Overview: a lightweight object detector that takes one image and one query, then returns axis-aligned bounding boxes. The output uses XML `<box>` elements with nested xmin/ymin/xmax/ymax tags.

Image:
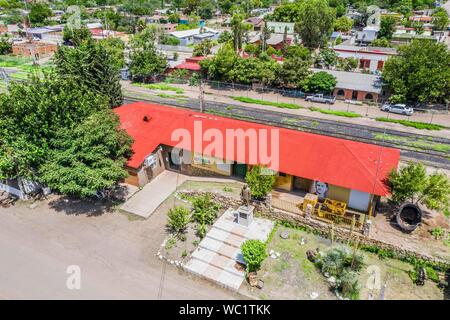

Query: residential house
<box><xmin>333</xmin><ymin>44</ymin><xmax>397</xmax><ymax>71</ymax></box>
<box><xmin>171</xmin><ymin>56</ymin><xmax>207</xmax><ymax>74</ymax></box>
<box><xmin>115</xmin><ymin>102</ymin><xmax>400</xmax><ymax>213</ymax></box>
<box><xmin>356</xmin><ymin>25</ymin><xmax>379</xmax><ymax>45</ymax></box>
<box><xmin>265</xmin><ymin>21</ymin><xmax>295</xmax><ymax>34</ymax></box>
<box><xmin>312</xmin><ymin>68</ymin><xmax>383</xmax><ymax>102</ymax></box>
<box><xmin>248</xmin><ymin>33</ymin><xmax>293</xmax><ymax>50</ymax></box>
<box><xmin>170</xmin><ymin>27</ymin><xmax>220</xmax><ymax>46</ymax></box>
<box><xmin>25</xmin><ymin>25</ymin><xmax>64</xmax><ymax>43</ymax></box>
<box><xmin>12</xmin><ymin>40</ymin><xmax>58</xmax><ymax>59</ymax></box>
<box><xmin>245</xmin><ymin>17</ymin><xmax>264</xmax><ymax>31</ymax></box>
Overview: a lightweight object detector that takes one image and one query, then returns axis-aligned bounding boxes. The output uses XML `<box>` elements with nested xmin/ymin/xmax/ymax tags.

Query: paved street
<box><xmin>0</xmin><ymin>197</ymin><xmax>238</xmax><ymax>300</ymax></box>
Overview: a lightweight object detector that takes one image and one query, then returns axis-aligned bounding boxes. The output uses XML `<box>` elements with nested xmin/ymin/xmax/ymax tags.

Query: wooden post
<box><xmin>330</xmin><ymin>222</ymin><xmax>335</xmax><ymax>244</ymax></box>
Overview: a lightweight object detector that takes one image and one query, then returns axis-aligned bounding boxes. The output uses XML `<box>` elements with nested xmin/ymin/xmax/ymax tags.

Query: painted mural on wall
<box><xmin>310</xmin><ymin>180</ymin><xmax>329</xmax><ymax>199</ymax></box>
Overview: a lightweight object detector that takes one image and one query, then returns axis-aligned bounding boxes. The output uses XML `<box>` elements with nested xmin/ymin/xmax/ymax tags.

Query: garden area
<box><xmin>157</xmin><ymin>180</ymin><xmax>243</xmax><ymax>265</ymax></box>
<box><xmin>242</xmin><ymin>224</ymin><xmax>447</xmax><ymax>300</ymax></box>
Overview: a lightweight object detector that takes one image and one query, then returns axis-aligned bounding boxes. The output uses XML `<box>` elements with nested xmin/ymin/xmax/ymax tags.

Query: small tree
<box><xmin>167</xmin><ymin>206</ymin><xmax>190</xmax><ymax>234</ymax></box>
<box><xmin>241</xmin><ymin>239</ymin><xmax>268</xmax><ymax>273</ymax></box>
<box><xmin>191</xmin><ymin>193</ymin><xmax>221</xmax><ymax>225</ymax></box>
<box><xmin>0</xmin><ymin>35</ymin><xmax>12</xmax><ymax>55</ymax></box>
<box><xmin>245</xmin><ymin>165</ymin><xmax>276</xmax><ymax>199</ymax></box>
<box><xmin>387</xmin><ymin>162</ymin><xmax>450</xmax><ymax>212</ymax></box>
<box><xmin>304</xmin><ymin>71</ymin><xmax>337</xmax><ymax>94</ymax></box>
<box><xmin>193</xmin><ymin>39</ymin><xmax>213</xmax><ymax>57</ymax></box>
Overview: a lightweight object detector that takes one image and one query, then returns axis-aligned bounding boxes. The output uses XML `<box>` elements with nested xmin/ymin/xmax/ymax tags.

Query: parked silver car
<box><xmin>381</xmin><ymin>103</ymin><xmax>414</xmax><ymax>116</ymax></box>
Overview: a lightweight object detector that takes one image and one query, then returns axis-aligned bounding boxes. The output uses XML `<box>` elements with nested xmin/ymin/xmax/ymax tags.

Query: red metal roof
<box><xmin>115</xmin><ymin>102</ymin><xmax>400</xmax><ymax>196</ymax></box>
<box><xmin>175</xmin><ymin>62</ymin><xmax>201</xmax><ymax>71</ymax></box>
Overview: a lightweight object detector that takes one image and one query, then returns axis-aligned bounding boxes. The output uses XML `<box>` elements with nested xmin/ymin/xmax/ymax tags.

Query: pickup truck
<box><xmin>305</xmin><ymin>94</ymin><xmax>336</xmax><ymax>104</ymax></box>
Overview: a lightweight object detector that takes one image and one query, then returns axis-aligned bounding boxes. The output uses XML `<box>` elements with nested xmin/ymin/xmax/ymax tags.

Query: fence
<box><xmin>316</xmin><ymin>210</ymin><xmax>365</xmax><ymax>230</ymax></box>
<box><xmin>270</xmin><ymin>196</ymin><xmax>364</xmax><ymax>231</ymax></box>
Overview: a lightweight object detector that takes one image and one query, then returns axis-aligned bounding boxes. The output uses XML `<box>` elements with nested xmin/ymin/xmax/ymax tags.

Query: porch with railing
<box><xmin>271</xmin><ymin>191</ymin><xmax>367</xmax><ymax>232</ymax></box>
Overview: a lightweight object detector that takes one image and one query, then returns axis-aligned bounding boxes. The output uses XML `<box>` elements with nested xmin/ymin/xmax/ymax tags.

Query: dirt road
<box><xmin>0</xmin><ymin>197</ymin><xmax>237</xmax><ymax>300</ymax></box>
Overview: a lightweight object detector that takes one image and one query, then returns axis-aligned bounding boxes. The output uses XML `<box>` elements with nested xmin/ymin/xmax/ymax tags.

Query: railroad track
<box><xmin>123</xmin><ymin>94</ymin><xmax>450</xmax><ymax>170</ymax></box>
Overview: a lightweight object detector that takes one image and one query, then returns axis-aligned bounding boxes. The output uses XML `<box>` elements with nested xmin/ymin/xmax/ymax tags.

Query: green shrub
<box><xmin>165</xmin><ymin>237</ymin><xmax>177</xmax><ymax>250</ymax></box>
<box><xmin>375</xmin><ymin>117</ymin><xmax>446</xmax><ymax>131</ymax></box>
<box><xmin>232</xmin><ymin>96</ymin><xmax>302</xmax><ymax>109</ymax></box>
<box><xmin>431</xmin><ymin>227</ymin><xmax>444</xmax><ymax>240</ymax></box>
<box><xmin>245</xmin><ymin>165</ymin><xmax>276</xmax><ymax>199</ymax></box>
<box><xmin>191</xmin><ymin>193</ymin><xmax>221</xmax><ymax>225</ymax></box>
<box><xmin>241</xmin><ymin>239</ymin><xmax>268</xmax><ymax>273</ymax></box>
<box><xmin>309</xmin><ymin>107</ymin><xmax>361</xmax><ymax>118</ymax></box>
<box><xmin>197</xmin><ymin>223</ymin><xmax>207</xmax><ymax>239</ymax></box>
<box><xmin>425</xmin><ymin>266</ymin><xmax>440</xmax><ymax>283</ymax></box>
<box><xmin>167</xmin><ymin>206</ymin><xmax>190</xmax><ymax>234</ymax></box>
<box><xmin>338</xmin><ymin>269</ymin><xmax>360</xmax><ymax>300</ymax></box>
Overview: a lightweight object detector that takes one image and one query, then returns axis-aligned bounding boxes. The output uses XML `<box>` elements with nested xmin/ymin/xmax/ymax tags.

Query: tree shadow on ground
<box><xmin>48</xmin><ymin>196</ymin><xmax>118</xmax><ymax>217</ymax></box>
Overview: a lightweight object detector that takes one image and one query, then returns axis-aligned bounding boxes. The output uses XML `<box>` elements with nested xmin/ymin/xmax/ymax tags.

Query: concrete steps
<box><xmin>190</xmin><ymin>246</ymin><xmax>245</xmax><ymax>278</ymax></box>
<box><xmin>184</xmin><ymin>257</ymin><xmax>244</xmax><ymax>291</ymax></box>
<box><xmin>206</xmin><ymin>227</ymin><xmax>246</xmax><ymax>249</ymax></box>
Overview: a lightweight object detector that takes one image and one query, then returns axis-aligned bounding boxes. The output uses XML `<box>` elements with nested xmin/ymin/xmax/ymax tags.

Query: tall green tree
<box><xmin>304</xmin><ymin>71</ymin><xmax>337</xmax><ymax>93</ymax></box>
<box><xmin>383</xmin><ymin>40</ymin><xmax>450</xmax><ymax>104</ymax></box>
<box><xmin>296</xmin><ymin>0</ymin><xmax>336</xmax><ymax>48</ymax></box>
<box><xmin>388</xmin><ymin>162</ymin><xmax>449</xmax><ymax>212</ymax></box>
<box><xmin>277</xmin><ymin>56</ymin><xmax>312</xmax><ymax>89</ymax></box>
<box><xmin>245</xmin><ymin>165</ymin><xmax>275</xmax><ymax>199</ymax></box>
<box><xmin>54</xmin><ymin>40</ymin><xmax>123</xmax><ymax>108</ymax></box>
<box><xmin>63</xmin><ymin>26</ymin><xmax>92</xmax><ymax>46</ymax></box>
<box><xmin>0</xmin><ymin>74</ymin><xmax>107</xmax><ymax>181</ymax></box>
<box><xmin>129</xmin><ymin>26</ymin><xmax>168</xmax><ymax>81</ymax></box>
<box><xmin>378</xmin><ymin>16</ymin><xmax>397</xmax><ymax>40</ymax></box>
<box><xmin>193</xmin><ymin>39</ymin><xmax>214</xmax><ymax>57</ymax></box>
<box><xmin>39</xmin><ymin>110</ymin><xmax>132</xmax><ymax>198</ymax></box>
<box><xmin>28</xmin><ymin>3</ymin><xmax>52</xmax><ymax>25</ymax></box>
<box><xmin>334</xmin><ymin>16</ymin><xmax>353</xmax><ymax>32</ymax></box>
<box><xmin>432</xmin><ymin>10</ymin><xmax>449</xmax><ymax>31</ymax></box>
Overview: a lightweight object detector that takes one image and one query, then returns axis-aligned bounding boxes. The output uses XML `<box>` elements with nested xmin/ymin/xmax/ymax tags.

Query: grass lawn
<box><xmin>0</xmin><ymin>55</ymin><xmax>31</xmax><ymax>68</ymax></box>
<box><xmin>375</xmin><ymin>117</ymin><xmax>447</xmax><ymax>131</ymax></box>
<box><xmin>231</xmin><ymin>96</ymin><xmax>303</xmax><ymax>109</ymax></box>
<box><xmin>133</xmin><ymin>82</ymin><xmax>185</xmax><ymax>94</ymax></box>
<box><xmin>309</xmin><ymin>107</ymin><xmax>361</xmax><ymax>118</ymax></box>
<box><xmin>242</xmin><ymin>225</ymin><xmax>444</xmax><ymax>300</ymax></box>
<box><xmin>156</xmin><ymin>93</ymin><xmax>189</xmax><ymax>100</ymax></box>
<box><xmin>374</xmin><ymin>133</ymin><xmax>450</xmax><ymax>153</ymax></box>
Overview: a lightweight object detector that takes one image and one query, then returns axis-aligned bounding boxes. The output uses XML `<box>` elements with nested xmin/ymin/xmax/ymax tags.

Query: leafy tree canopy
<box><xmin>388</xmin><ymin>162</ymin><xmax>449</xmax><ymax>212</ymax></box>
<box><xmin>245</xmin><ymin>165</ymin><xmax>275</xmax><ymax>199</ymax></box>
<box><xmin>383</xmin><ymin>40</ymin><xmax>450</xmax><ymax>104</ymax></box>
<box><xmin>39</xmin><ymin>110</ymin><xmax>132</xmax><ymax>197</ymax></box>
<box><xmin>304</xmin><ymin>71</ymin><xmax>337</xmax><ymax>94</ymax></box>
<box><xmin>54</xmin><ymin>39</ymin><xmax>123</xmax><ymax>107</ymax></box>
<box><xmin>0</xmin><ymin>73</ymin><xmax>108</xmax><ymax>181</ymax></box>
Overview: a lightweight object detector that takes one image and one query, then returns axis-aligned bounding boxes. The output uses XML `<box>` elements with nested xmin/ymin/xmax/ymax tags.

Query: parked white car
<box><xmin>381</xmin><ymin>103</ymin><xmax>414</xmax><ymax>116</ymax></box>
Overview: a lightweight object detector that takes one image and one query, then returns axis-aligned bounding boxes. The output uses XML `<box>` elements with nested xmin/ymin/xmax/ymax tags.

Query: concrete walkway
<box><xmin>120</xmin><ymin>171</ymin><xmax>181</xmax><ymax>218</ymax></box>
<box><xmin>184</xmin><ymin>209</ymin><xmax>274</xmax><ymax>291</ymax></box>
<box><xmin>120</xmin><ymin>171</ymin><xmax>242</xmax><ymax>218</ymax></box>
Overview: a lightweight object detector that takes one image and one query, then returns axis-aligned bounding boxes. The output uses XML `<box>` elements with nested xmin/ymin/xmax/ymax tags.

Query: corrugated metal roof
<box><xmin>114</xmin><ymin>102</ymin><xmax>400</xmax><ymax>196</ymax></box>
